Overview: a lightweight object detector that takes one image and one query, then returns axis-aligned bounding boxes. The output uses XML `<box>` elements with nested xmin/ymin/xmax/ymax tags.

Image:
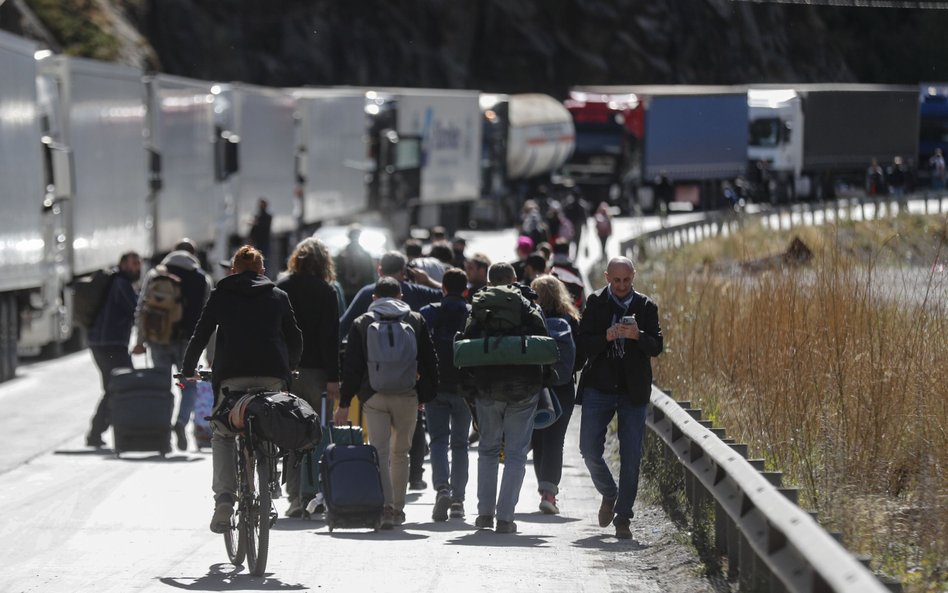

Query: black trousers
<box><xmin>89</xmin><ymin>345</ymin><xmax>133</xmax><ymax>436</ymax></box>
<box><xmin>531</xmin><ymin>381</ymin><xmax>576</xmax><ymax>494</ymax></box>
<box><xmin>409</xmin><ymin>409</ymin><xmax>427</xmax><ymax>482</ymax></box>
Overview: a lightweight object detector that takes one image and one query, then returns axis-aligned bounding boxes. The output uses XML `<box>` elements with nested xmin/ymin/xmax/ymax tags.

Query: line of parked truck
<box><xmin>2</xmin><ymin>25</ymin><xmax>946</xmax><ymax>382</ymax></box>
<box><xmin>563</xmin><ymin>82</ymin><xmax>943</xmax><ymax>212</ymax></box>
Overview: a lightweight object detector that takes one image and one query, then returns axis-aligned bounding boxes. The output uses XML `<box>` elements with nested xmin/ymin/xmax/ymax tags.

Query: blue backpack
<box><xmin>545</xmin><ymin>316</ymin><xmax>576</xmax><ymax>386</ymax></box>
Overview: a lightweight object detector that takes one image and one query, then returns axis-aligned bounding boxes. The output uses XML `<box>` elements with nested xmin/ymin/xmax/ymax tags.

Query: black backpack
<box><xmin>243</xmin><ymin>392</ymin><xmax>322</xmax><ymax>453</ymax></box>
<box><xmin>428</xmin><ymin>300</ymin><xmax>470</xmax><ymax>389</ymax></box>
<box><xmin>72</xmin><ymin>268</ymin><xmax>117</xmax><ymax>329</ymax></box>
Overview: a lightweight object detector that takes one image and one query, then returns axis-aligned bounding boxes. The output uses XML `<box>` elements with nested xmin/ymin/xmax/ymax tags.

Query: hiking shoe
<box><xmin>598</xmin><ymin>495</ymin><xmax>616</xmax><ymax>527</ymax></box>
<box><xmin>380</xmin><ymin>506</ymin><xmax>395</xmax><ymax>530</ymax></box>
<box><xmin>394</xmin><ymin>509</ymin><xmax>406</xmax><ymax>526</ymax></box>
<box><xmin>173</xmin><ymin>423</ymin><xmax>187</xmax><ymax>451</ymax></box>
<box><xmin>539</xmin><ymin>493</ymin><xmax>559</xmax><ymax>515</ymax></box>
<box><xmin>474</xmin><ymin>515</ymin><xmax>494</xmax><ymax>529</ymax></box>
<box><xmin>432</xmin><ymin>490</ymin><xmax>452</xmax><ymax>522</ymax></box>
<box><xmin>614</xmin><ymin>518</ymin><xmax>632</xmax><ymax>540</ymax></box>
<box><xmin>210</xmin><ymin>502</ymin><xmax>234</xmax><ymax>534</ymax></box>
<box><xmin>285</xmin><ymin>499</ymin><xmax>303</xmax><ymax>518</ymax></box>
<box><xmin>85</xmin><ymin>433</ymin><xmax>105</xmax><ymax>448</ymax></box>
<box><xmin>409</xmin><ymin>479</ymin><xmax>427</xmax><ymax>491</ymax></box>
<box><xmin>495</xmin><ymin>520</ymin><xmax>517</xmax><ymax>534</ymax></box>
<box><xmin>449</xmin><ymin>501</ymin><xmax>465</xmax><ymax>519</ymax></box>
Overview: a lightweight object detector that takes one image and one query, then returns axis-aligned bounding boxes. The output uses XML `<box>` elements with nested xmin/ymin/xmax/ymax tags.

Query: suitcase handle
<box><xmin>327</xmin><ymin>420</ymin><xmax>359</xmax><ymax>445</ymax></box>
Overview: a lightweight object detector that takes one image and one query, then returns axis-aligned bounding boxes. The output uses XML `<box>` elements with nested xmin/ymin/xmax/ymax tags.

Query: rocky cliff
<box><xmin>4</xmin><ymin>0</ymin><xmax>946</xmax><ymax>94</ymax></box>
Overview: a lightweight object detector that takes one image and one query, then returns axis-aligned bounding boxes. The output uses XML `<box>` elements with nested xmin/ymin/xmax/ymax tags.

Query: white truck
<box><xmin>748</xmin><ymin>84</ymin><xmax>920</xmax><ymax>201</ymax></box>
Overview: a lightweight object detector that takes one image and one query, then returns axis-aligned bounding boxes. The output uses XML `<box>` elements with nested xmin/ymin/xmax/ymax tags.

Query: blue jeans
<box><xmin>578</xmin><ymin>387</ymin><xmax>648</xmax><ymax>521</ymax></box>
<box><xmin>476</xmin><ymin>392</ymin><xmax>539</xmax><ymax>522</ymax></box>
<box><xmin>425</xmin><ymin>392</ymin><xmax>472</xmax><ymax>501</ymax></box>
<box><xmin>150</xmin><ymin>340</ymin><xmax>196</xmax><ymax>428</ymax></box>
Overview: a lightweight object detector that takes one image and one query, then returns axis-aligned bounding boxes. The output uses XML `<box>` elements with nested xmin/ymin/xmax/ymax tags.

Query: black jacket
<box><xmin>577</xmin><ymin>286</ymin><xmax>663</xmax><ymax>406</ymax></box>
<box><xmin>183</xmin><ymin>272</ymin><xmax>303</xmax><ymax>391</ymax></box>
<box><xmin>276</xmin><ymin>273</ymin><xmax>340</xmax><ymax>381</ymax></box>
<box><xmin>340</xmin><ymin>298</ymin><xmax>438</xmax><ymax>407</ymax></box>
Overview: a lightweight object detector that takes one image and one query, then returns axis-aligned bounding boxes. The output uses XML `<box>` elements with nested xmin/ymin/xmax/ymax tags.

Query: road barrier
<box><xmin>645</xmin><ymin>387</ymin><xmax>902</xmax><ymax>593</ymax></box>
<box><xmin>623</xmin><ymin>193</ymin><xmax>948</xmax><ymax>261</ymax></box>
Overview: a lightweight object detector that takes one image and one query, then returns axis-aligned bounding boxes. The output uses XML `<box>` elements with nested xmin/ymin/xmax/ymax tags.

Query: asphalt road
<box><xmin>0</xmin><ymin>219</ymin><xmax>718</xmax><ymax>593</ymax></box>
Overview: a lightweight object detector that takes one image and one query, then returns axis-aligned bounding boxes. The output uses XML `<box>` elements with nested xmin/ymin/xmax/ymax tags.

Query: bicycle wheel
<box><xmin>245</xmin><ymin>444</ymin><xmax>271</xmax><ymax>576</ymax></box>
<box><xmin>225</xmin><ymin>442</ymin><xmax>246</xmax><ymax>566</ymax></box>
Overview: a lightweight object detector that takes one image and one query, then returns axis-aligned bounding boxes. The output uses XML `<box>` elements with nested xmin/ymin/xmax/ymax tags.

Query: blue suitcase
<box><xmin>300</xmin><ymin>394</ymin><xmax>364</xmax><ymax>515</ymax></box>
<box><xmin>319</xmin><ymin>425</ymin><xmax>383</xmax><ymax>532</ymax></box>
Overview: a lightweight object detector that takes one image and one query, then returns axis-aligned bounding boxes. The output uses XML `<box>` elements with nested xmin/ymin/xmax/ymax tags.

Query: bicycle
<box><xmin>176</xmin><ymin>370</ymin><xmax>282</xmax><ymax>576</ymax></box>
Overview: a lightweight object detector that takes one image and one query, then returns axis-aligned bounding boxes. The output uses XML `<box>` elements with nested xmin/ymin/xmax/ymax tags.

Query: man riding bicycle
<box><xmin>182</xmin><ymin>245</ymin><xmax>303</xmax><ymax>533</ymax></box>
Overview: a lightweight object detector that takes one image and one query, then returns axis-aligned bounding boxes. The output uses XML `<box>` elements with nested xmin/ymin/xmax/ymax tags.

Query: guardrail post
<box><xmin>727</xmin><ymin>514</ymin><xmax>741</xmax><ymax>580</ymax></box>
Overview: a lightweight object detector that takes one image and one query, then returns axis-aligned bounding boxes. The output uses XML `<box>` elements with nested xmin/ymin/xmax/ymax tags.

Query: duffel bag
<box><xmin>234</xmin><ymin>392</ymin><xmax>322</xmax><ymax>452</ymax></box>
<box><xmin>453</xmin><ymin>335</ymin><xmax>558</xmax><ymax>368</ymax></box>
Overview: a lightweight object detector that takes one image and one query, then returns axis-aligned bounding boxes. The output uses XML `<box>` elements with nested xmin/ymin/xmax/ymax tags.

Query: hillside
<box><xmin>2</xmin><ymin>0</ymin><xmax>947</xmax><ymax>94</ymax></box>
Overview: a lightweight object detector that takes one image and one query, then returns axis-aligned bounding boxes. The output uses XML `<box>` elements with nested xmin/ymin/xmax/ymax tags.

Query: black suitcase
<box><xmin>319</xmin><ymin>426</ymin><xmax>383</xmax><ymax>532</ymax></box>
<box><xmin>109</xmin><ymin>367</ymin><xmax>174</xmax><ymax>457</ymax></box>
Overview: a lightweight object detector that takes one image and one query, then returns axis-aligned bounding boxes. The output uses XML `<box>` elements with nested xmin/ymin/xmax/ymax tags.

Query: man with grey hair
<box><xmin>576</xmin><ymin>256</ymin><xmax>663</xmax><ymax>539</ymax></box>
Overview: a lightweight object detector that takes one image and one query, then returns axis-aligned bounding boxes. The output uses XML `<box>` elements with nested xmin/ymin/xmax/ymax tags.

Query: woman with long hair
<box><xmin>530</xmin><ymin>275</ymin><xmax>584</xmax><ymax>515</ymax></box>
<box><xmin>277</xmin><ymin>237</ymin><xmax>342</xmax><ymax>517</ymax></box>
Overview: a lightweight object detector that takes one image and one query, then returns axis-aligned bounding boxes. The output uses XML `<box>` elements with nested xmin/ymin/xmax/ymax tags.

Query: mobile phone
<box><xmin>620</xmin><ymin>316</ymin><xmax>637</xmax><ymax>326</ymax></box>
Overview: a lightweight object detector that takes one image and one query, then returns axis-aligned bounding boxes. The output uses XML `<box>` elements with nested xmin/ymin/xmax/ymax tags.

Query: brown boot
<box><xmin>598</xmin><ymin>495</ymin><xmax>616</xmax><ymax>528</ymax></box>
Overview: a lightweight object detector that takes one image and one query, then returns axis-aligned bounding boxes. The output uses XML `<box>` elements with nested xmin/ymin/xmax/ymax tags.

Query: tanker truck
<box><xmin>477</xmin><ymin>93</ymin><xmax>576</xmax><ymax>227</ymax></box>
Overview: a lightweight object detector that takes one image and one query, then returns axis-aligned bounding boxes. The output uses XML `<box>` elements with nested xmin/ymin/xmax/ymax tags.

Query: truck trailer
<box><xmin>748</xmin><ymin>84</ymin><xmax>920</xmax><ymax>201</ymax></box>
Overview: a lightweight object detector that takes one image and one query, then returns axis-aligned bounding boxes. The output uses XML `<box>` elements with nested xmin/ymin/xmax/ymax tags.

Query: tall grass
<box><xmin>642</xmin><ymin>215</ymin><xmax>947</xmax><ymax>592</ymax></box>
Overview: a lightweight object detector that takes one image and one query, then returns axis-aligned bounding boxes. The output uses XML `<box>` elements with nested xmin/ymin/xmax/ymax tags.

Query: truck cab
<box><xmin>748</xmin><ymin>88</ymin><xmax>807</xmax><ymax>201</ymax></box>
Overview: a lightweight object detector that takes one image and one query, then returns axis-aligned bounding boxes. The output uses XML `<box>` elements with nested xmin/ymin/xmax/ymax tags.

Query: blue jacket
<box><xmin>88</xmin><ymin>271</ymin><xmax>138</xmax><ymax>348</ymax></box>
<box><xmin>339</xmin><ymin>279</ymin><xmax>441</xmax><ymax>338</ymax></box>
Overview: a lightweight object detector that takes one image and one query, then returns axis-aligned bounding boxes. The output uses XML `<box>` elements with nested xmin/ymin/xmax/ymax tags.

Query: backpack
<box><xmin>72</xmin><ymin>268</ymin><xmax>117</xmax><ymax>329</ymax></box>
<box><xmin>469</xmin><ymin>285</ymin><xmax>526</xmax><ymax>335</ymax></box>
<box><xmin>139</xmin><ymin>265</ymin><xmax>184</xmax><ymax>345</ymax></box>
<box><xmin>428</xmin><ymin>300</ymin><xmax>470</xmax><ymax>388</ymax></box>
<box><xmin>365</xmin><ymin>312</ymin><xmax>419</xmax><ymax>393</ymax></box>
<box><xmin>545</xmin><ymin>316</ymin><xmax>576</xmax><ymax>386</ymax></box>
<box><xmin>235</xmin><ymin>392</ymin><xmax>322</xmax><ymax>452</ymax></box>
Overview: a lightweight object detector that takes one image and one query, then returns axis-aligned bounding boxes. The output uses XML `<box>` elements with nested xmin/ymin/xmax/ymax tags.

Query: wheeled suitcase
<box><xmin>300</xmin><ymin>396</ymin><xmax>365</xmax><ymax>516</ymax></box>
<box><xmin>109</xmin><ymin>367</ymin><xmax>174</xmax><ymax>457</ymax></box>
<box><xmin>319</xmin><ymin>424</ymin><xmax>383</xmax><ymax>532</ymax></box>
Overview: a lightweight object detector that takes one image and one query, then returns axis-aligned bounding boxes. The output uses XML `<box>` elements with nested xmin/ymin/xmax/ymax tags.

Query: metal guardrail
<box><xmin>646</xmin><ymin>387</ymin><xmax>899</xmax><ymax>593</ymax></box>
<box><xmin>623</xmin><ymin>194</ymin><xmax>948</xmax><ymax>261</ymax></box>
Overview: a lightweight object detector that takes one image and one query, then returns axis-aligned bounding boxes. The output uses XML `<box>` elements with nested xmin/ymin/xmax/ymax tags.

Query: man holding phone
<box><xmin>576</xmin><ymin>256</ymin><xmax>663</xmax><ymax>539</ymax></box>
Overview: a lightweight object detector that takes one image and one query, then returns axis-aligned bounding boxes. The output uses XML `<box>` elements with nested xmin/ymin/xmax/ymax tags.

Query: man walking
<box><xmin>133</xmin><ymin>239</ymin><xmax>212</xmax><ymax>451</ymax></box>
<box><xmin>577</xmin><ymin>257</ymin><xmax>663</xmax><ymax>539</ymax></box>
<box><xmin>334</xmin><ymin>277</ymin><xmax>438</xmax><ymax>529</ymax></box>
<box><xmin>86</xmin><ymin>252</ymin><xmax>142</xmax><ymax>447</ymax></box>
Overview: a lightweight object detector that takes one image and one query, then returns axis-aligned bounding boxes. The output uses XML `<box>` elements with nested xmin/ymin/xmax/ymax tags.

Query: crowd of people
<box><xmin>82</xmin><ymin>216</ymin><xmax>662</xmax><ymax>540</ymax></box>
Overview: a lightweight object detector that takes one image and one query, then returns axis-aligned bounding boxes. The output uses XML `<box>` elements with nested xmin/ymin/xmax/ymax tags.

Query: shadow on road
<box><xmin>53</xmin><ymin>448</ymin><xmax>116</xmax><ymax>458</ymax></box>
<box><xmin>404</xmin><ymin>520</ymin><xmax>477</xmax><ymax>533</ymax></box>
<box><xmin>270</xmin><ymin>519</ymin><xmax>322</xmax><ymax>532</ymax></box>
<box><xmin>53</xmin><ymin>448</ymin><xmax>204</xmax><ymax>463</ymax></box>
<box><xmin>513</xmin><ymin>513</ymin><xmax>581</xmax><ymax>525</ymax></box>
<box><xmin>571</xmin><ymin>533</ymin><xmax>648</xmax><ymax>551</ymax></box>
<box><xmin>158</xmin><ymin>563</ymin><xmax>307</xmax><ymax>591</ymax></box>
<box><xmin>315</xmin><ymin>529</ymin><xmax>428</xmax><ymax>541</ymax></box>
<box><xmin>446</xmin><ymin>531</ymin><xmax>552</xmax><ymax>548</ymax></box>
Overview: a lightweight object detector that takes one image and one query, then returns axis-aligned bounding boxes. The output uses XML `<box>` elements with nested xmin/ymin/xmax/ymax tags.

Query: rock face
<box><xmin>5</xmin><ymin>0</ymin><xmax>948</xmax><ymax>92</ymax></box>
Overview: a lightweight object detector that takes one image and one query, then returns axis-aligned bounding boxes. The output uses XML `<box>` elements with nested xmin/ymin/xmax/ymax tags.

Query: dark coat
<box><xmin>182</xmin><ymin>271</ymin><xmax>302</xmax><ymax>391</ymax></box>
<box><xmin>276</xmin><ymin>273</ymin><xmax>340</xmax><ymax>381</ymax></box>
<box><xmin>88</xmin><ymin>270</ymin><xmax>138</xmax><ymax>347</ymax></box>
<box><xmin>577</xmin><ymin>286</ymin><xmax>663</xmax><ymax>406</ymax></box>
<box><xmin>340</xmin><ymin>298</ymin><xmax>438</xmax><ymax>407</ymax></box>
<box><xmin>339</xmin><ymin>279</ymin><xmax>441</xmax><ymax>337</ymax></box>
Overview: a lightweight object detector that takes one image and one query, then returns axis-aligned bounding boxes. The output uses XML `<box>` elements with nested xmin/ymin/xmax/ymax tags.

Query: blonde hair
<box><xmin>531</xmin><ymin>275</ymin><xmax>579</xmax><ymax>322</ymax></box>
<box><xmin>231</xmin><ymin>245</ymin><xmax>265</xmax><ymax>274</ymax></box>
<box><xmin>287</xmin><ymin>237</ymin><xmax>336</xmax><ymax>282</ymax></box>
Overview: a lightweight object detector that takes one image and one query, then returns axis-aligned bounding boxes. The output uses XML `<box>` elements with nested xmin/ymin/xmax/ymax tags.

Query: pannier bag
<box><xmin>453</xmin><ymin>335</ymin><xmax>558</xmax><ymax>368</ymax></box>
<box><xmin>225</xmin><ymin>391</ymin><xmax>322</xmax><ymax>452</ymax></box>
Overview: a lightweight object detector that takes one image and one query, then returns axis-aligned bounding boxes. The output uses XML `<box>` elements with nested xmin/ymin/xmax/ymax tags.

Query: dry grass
<box><xmin>638</xmin><ymin>213</ymin><xmax>948</xmax><ymax>592</ymax></box>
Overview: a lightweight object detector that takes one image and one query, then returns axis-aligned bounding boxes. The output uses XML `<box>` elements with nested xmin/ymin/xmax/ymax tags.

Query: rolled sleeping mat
<box><xmin>454</xmin><ymin>335</ymin><xmax>558</xmax><ymax>368</ymax></box>
<box><xmin>533</xmin><ymin>388</ymin><xmax>563</xmax><ymax>430</ymax></box>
